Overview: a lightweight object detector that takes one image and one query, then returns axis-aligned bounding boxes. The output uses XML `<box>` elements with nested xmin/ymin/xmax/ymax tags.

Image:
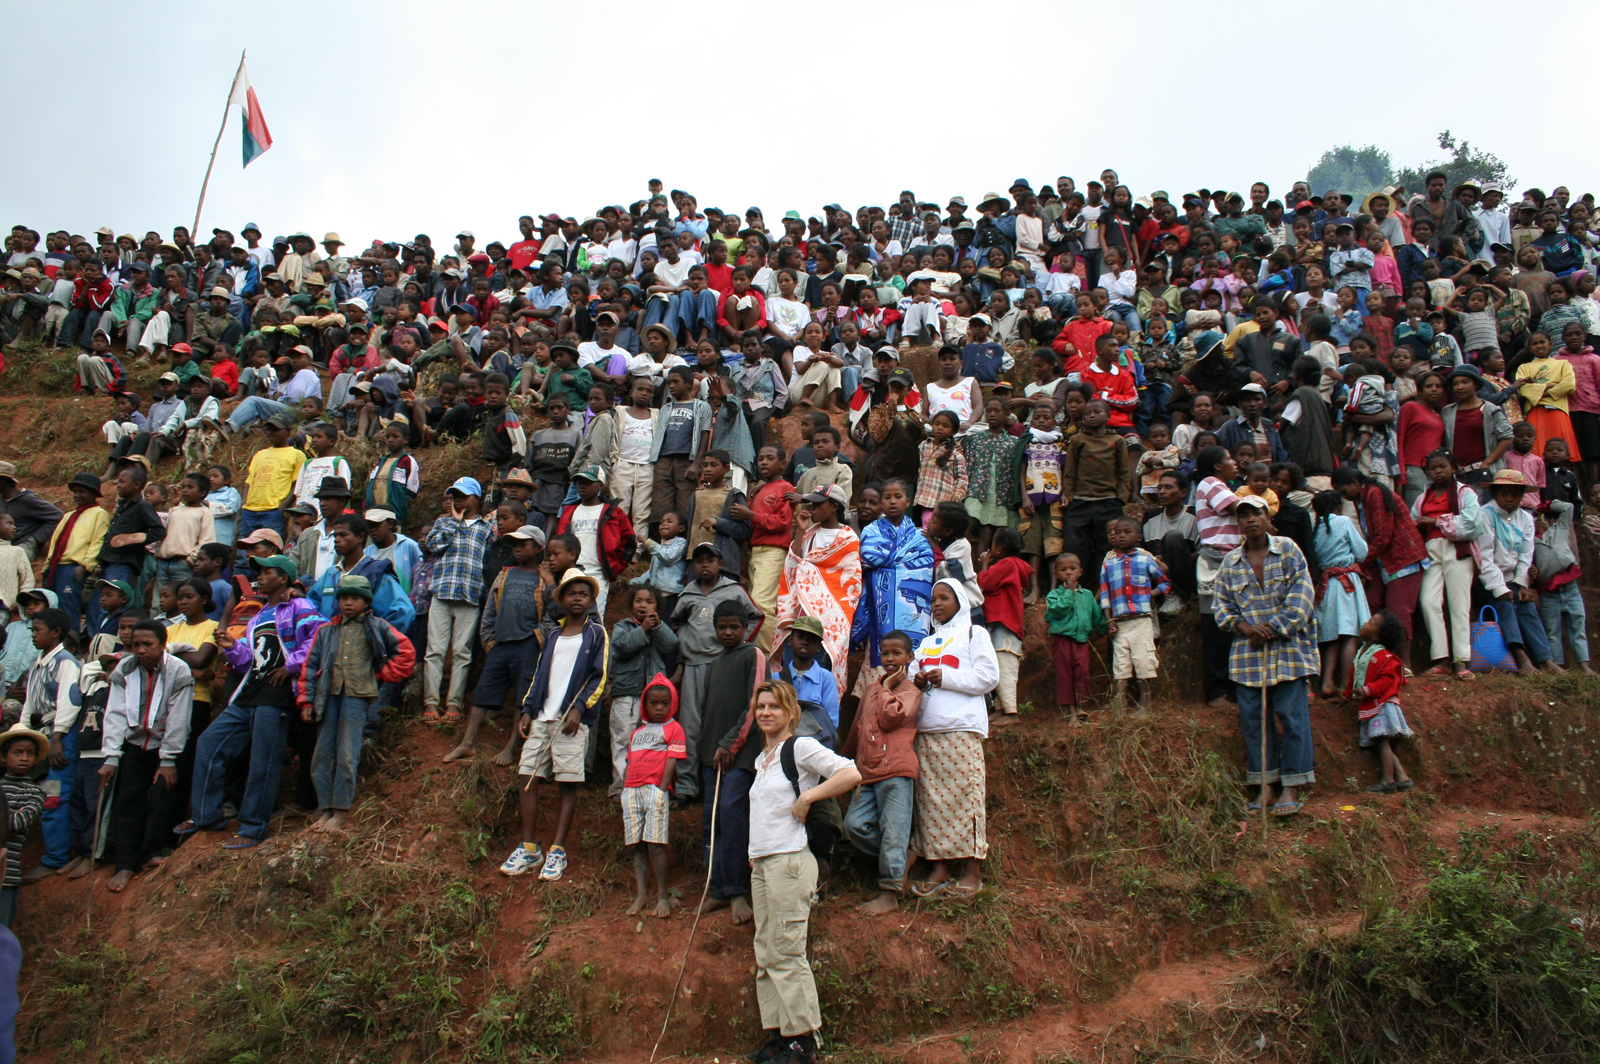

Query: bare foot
<box><xmin>442</xmin><ymin>742</ymin><xmax>476</xmax><ymax>763</ymax></box>
<box><xmin>697</xmin><ymin>896</ymin><xmax>730</xmax><ymax>916</ymax></box>
<box><xmin>1206</xmin><ymin>697</ymin><xmax>1234</xmax><ymax>710</ymax></box>
<box><xmin>55</xmin><ymin>857</ymin><xmax>88</xmax><ymax>878</ymax></box>
<box><xmin>857</xmin><ymin>891</ymin><xmax>899</xmax><ymax>916</ymax></box>
<box><xmin>730</xmin><ymin>895</ymin><xmax>753</xmax><ymax>924</ymax></box>
<box><xmin>654</xmin><ymin>896</ymin><xmax>673</xmax><ymax>918</ymax></box>
<box><xmin>1582</xmin><ymin>662</ymin><xmax>1597</xmax><ymax>675</ymax></box>
<box><xmin>320</xmin><ymin>811</ymin><xmax>349</xmax><ymax>835</ymax></box>
<box><xmin>107</xmin><ymin>870</ymin><xmax>134</xmax><ymax>893</ymax></box>
<box><xmin>991</xmin><ymin>713</ymin><xmax>1020</xmax><ymax>728</ymax></box>
<box><xmin>1543</xmin><ymin>661</ymin><xmax>1566</xmax><ymax>674</ymax></box>
<box><xmin>309</xmin><ymin>812</ymin><xmax>331</xmax><ymax>832</ymax></box>
<box><xmin>627</xmin><ymin>893</ymin><xmax>647</xmax><ymax>916</ymax></box>
<box><xmin>492</xmin><ymin>733</ymin><xmax>519</xmax><ymax>768</ymax></box>
<box><xmin>1066</xmin><ymin>714</ymin><xmax>1082</xmax><ymax>728</ymax></box>
<box><xmin>22</xmin><ymin>864</ymin><xmax>55</xmax><ymax>884</ymax></box>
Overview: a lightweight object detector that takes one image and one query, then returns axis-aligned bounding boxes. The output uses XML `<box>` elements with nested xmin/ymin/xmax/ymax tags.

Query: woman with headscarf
<box><xmin>910</xmin><ymin>578</ymin><xmax>998</xmax><ymax>898</ymax></box>
<box><xmin>773</xmin><ymin>488</ymin><xmax>862</xmax><ymax>697</ymax></box>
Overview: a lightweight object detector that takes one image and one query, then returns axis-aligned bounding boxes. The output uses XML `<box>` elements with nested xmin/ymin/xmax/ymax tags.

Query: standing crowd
<box><xmin>0</xmin><ymin>168</ymin><xmax>1596</xmax><ymax>1063</ymax></box>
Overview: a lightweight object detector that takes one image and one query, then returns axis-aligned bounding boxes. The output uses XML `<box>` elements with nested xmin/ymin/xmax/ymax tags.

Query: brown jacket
<box><xmin>842</xmin><ymin>668</ymin><xmax>919</xmax><ymax>784</ymax></box>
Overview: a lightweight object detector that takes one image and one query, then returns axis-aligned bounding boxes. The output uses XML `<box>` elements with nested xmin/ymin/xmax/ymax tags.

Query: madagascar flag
<box><xmin>226</xmin><ymin>61</ymin><xmax>273</xmax><ymax>167</ymax></box>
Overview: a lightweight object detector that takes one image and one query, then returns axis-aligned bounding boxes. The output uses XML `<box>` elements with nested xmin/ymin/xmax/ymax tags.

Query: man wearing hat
<box><xmin>420</xmin><ymin>478</ymin><xmax>494</xmax><ymax>723</ymax></box>
<box><xmin>39</xmin><ymin>473</ymin><xmax>108</xmax><ymax>632</ymax></box>
<box><xmin>364</xmin><ymin>507</ymin><xmax>422</xmax><ymax>593</ymax></box>
<box><xmin>553</xmin><ymin>464</ymin><xmax>635</xmax><ymax>617</ymax></box>
<box><xmin>1217</xmin><ymin>382</ymin><xmax>1288</xmax><ymax>463</ymax></box>
<box><xmin>276</xmin><ymin>233</ymin><xmax>322</xmax><ymax>294</ymax></box>
<box><xmin>291</xmin><ymin>476</ymin><xmax>355</xmax><ymax>584</ymax></box>
<box><xmin>180</xmin><ymin>554</ymin><xmax>326</xmax><ymax>849</ymax></box>
<box><xmin>0</xmin><ymin>463</ymin><xmax>62</xmax><ymax>565</ymax></box>
<box><xmin>1212</xmin><ymin>494</ymin><xmax>1319</xmax><ymax>818</ymax></box>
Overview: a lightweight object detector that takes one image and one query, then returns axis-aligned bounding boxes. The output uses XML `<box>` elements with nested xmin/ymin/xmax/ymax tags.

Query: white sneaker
<box><xmin>499</xmin><ymin>844</ymin><xmax>545</xmax><ymax>877</ymax></box>
<box><xmin>538</xmin><ymin>846</ymin><xmax>569</xmax><ymax>881</ymax></box>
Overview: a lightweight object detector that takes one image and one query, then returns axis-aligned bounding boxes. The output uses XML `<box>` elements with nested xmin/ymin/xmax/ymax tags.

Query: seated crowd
<box><xmin>0</xmin><ymin>170</ymin><xmax>1596</xmax><ymax>1063</ymax></box>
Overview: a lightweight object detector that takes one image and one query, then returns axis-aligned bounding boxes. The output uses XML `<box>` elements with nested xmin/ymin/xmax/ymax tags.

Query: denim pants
<box><xmin>674</xmin><ymin>289</ymin><xmax>718</xmax><ymax>340</ymax></box>
<box><xmin>38</xmin><ymin>721</ymin><xmax>80</xmax><ymax>867</ymax></box>
<box><xmin>228</xmin><ymin>395</ymin><xmax>292</xmax><ymax>434</ymax></box>
<box><xmin>237</xmin><ymin>508</ymin><xmax>285</xmax><ymax>566</ymax></box>
<box><xmin>312</xmin><ymin>694</ymin><xmax>370</xmax><ymax>811</ymax></box>
<box><xmin>47</xmin><ymin>564</ymin><xmax>85</xmax><ymax>636</ymax></box>
<box><xmin>1139</xmin><ymin>380</ymin><xmax>1172</xmax><ymax>433</ymax></box>
<box><xmin>87</xmin><ymin>561</ymin><xmax>139</xmax><ymax>637</ymax></box>
<box><xmin>1105</xmin><ymin>302</ymin><xmax>1141</xmax><ymax>333</ymax></box>
<box><xmin>701</xmin><ymin>766</ymin><xmax>753</xmax><ymax>900</ymax></box>
<box><xmin>60</xmin><ymin>307</ymin><xmax>100</xmax><ymax>348</ymax></box>
<box><xmin>1538</xmin><ymin>582</ymin><xmax>1590</xmax><ymax>666</ymax></box>
<box><xmin>189</xmin><ymin>700</ymin><xmax>291</xmax><ymax>840</ymax></box>
<box><xmin>841</xmin><ymin>776</ymin><xmax>915</xmax><ymax>891</ymax></box>
<box><xmin>67</xmin><ymin>754</ymin><xmax>104</xmax><ymax>860</ymax></box>
<box><xmin>1494</xmin><ymin>594</ymin><xmax>1554</xmax><ymax>663</ymax></box>
<box><xmin>154</xmin><ymin>557</ymin><xmax>192</xmax><ymax>589</ymax></box>
<box><xmin>1236</xmin><ymin>678</ymin><xmax>1314</xmax><ymax>788</ymax></box>
<box><xmin>642</xmin><ymin>297</ymin><xmax>677</xmax><ymax>335</ymax></box>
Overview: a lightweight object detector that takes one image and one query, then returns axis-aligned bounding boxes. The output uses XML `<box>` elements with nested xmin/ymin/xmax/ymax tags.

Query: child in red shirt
<box><xmin>1344</xmin><ymin>610</ymin><xmax>1414</xmax><ymax>794</ymax></box>
<box><xmin>1054</xmin><ymin>292</ymin><xmax>1113</xmax><ymax>376</ymax></box>
<box><xmin>623</xmin><ymin>673</ymin><xmax>686</xmax><ymax>917</ymax></box>
<box><xmin>977</xmin><ymin>528</ymin><xmax>1033</xmax><ymax>727</ymax></box>
<box><xmin>1082</xmin><ymin>333</ymin><xmax>1140</xmax><ymax>434</ymax></box>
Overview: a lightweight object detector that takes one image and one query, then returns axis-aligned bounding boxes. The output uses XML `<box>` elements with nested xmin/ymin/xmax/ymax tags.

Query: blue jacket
<box><xmin>519</xmin><ymin>620</ymin><xmax>609</xmax><ymax>726</ymax></box>
<box><xmin>309</xmin><ymin>556</ymin><xmax>416</xmax><ymax>630</ymax></box>
<box><xmin>1216</xmin><ymin>415</ymin><xmax>1288</xmax><ymax>465</ymax></box>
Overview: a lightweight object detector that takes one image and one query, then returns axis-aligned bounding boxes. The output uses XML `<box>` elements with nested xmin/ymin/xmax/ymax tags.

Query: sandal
<box><xmin>443</xmin><ymin>707</ymin><xmax>464</xmax><ymax>725</ymax></box>
<box><xmin>421</xmin><ymin>706</ymin><xmax>441</xmax><ymax>725</ymax></box>
<box><xmin>1271</xmin><ymin>800</ymin><xmax>1302</xmax><ymax>818</ymax></box>
<box><xmin>1454</xmin><ymin>669</ymin><xmax>1476</xmax><ymax>681</ymax></box>
<box><xmin>172</xmin><ymin>819</ymin><xmax>227</xmax><ymax>836</ymax></box>
<box><xmin>911</xmin><ymin>880</ymin><xmax>951</xmax><ymax>898</ymax></box>
<box><xmin>221</xmin><ymin>835</ymin><xmax>264</xmax><ymax>850</ymax></box>
<box><xmin>946</xmin><ymin>881</ymin><xmax>983</xmax><ymax>897</ymax></box>
<box><xmin>1424</xmin><ymin>665</ymin><xmax>1451</xmax><ymax>676</ymax></box>
<box><xmin>1364</xmin><ymin>781</ymin><xmax>1399</xmax><ymax>794</ymax></box>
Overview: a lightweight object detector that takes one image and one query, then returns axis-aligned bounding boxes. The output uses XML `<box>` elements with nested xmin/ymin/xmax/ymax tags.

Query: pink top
<box><xmin>1558</xmin><ymin>349</ymin><xmax>1600</xmax><ymax>415</ymax></box>
<box><xmin>1370</xmin><ymin>254</ymin><xmax>1403</xmax><ymax>295</ymax></box>
<box><xmin>1503</xmin><ymin>450</ymin><xmax>1546</xmax><ymax>510</ymax></box>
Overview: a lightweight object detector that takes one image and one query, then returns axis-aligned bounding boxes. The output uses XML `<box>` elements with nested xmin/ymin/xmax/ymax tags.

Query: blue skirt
<box><xmin>1359</xmin><ymin>699</ymin><xmax>1413</xmax><ymax>747</ymax></box>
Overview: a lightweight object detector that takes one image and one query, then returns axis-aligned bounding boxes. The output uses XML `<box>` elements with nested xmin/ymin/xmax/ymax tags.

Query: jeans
<box><xmin>237</xmin><ymin>509</ymin><xmax>285</xmax><ymax>565</ymax></box>
<box><xmin>67</xmin><ymin>755</ymin><xmax>104</xmax><ymax>860</ymax></box>
<box><xmin>60</xmin><ymin>307</ymin><xmax>102</xmax><ymax>348</ymax></box>
<box><xmin>312</xmin><ymin>694</ymin><xmax>370</xmax><ymax>811</ymax></box>
<box><xmin>228</xmin><ymin>395</ymin><xmax>292</xmax><ymax>434</ymax></box>
<box><xmin>1537</xmin><ymin>583</ymin><xmax>1588</xmax><ymax>665</ymax></box>
<box><xmin>841</xmin><ymin>775</ymin><xmax>914</xmax><ymax>891</ymax></box>
<box><xmin>673</xmin><ymin>289</ymin><xmax>719</xmax><ymax>342</ymax></box>
<box><xmin>0</xmin><ymin>923</ymin><xmax>17</xmax><ymax>1057</ymax></box>
<box><xmin>39</xmin><ymin>721</ymin><xmax>79</xmax><ymax>867</ymax></box>
<box><xmin>1236</xmin><ymin>678</ymin><xmax>1314</xmax><ymax>788</ymax></box>
<box><xmin>1139</xmin><ymin>380</ymin><xmax>1172</xmax><ymax>433</ymax></box>
<box><xmin>47</xmin><ymin>564</ymin><xmax>85</xmax><ymax>636</ymax></box>
<box><xmin>87</xmin><ymin>561</ymin><xmax>139</xmax><ymax>636</ymax></box>
<box><xmin>839</xmin><ymin>366</ymin><xmax>860</xmax><ymax>402</ymax></box>
<box><xmin>642</xmin><ymin>297</ymin><xmax>677</xmax><ymax>336</ymax></box>
<box><xmin>1105</xmin><ymin>303</ymin><xmax>1141</xmax><ymax>333</ymax></box>
<box><xmin>154</xmin><ymin>557</ymin><xmax>192</xmax><ymax>589</ymax></box>
<box><xmin>1494</xmin><ymin>593</ymin><xmax>1553</xmax><ymax>663</ymax></box>
<box><xmin>702</xmin><ymin>766</ymin><xmax>753</xmax><ymax>900</ymax></box>
<box><xmin>189</xmin><ymin>700</ymin><xmax>291</xmax><ymax>840</ymax></box>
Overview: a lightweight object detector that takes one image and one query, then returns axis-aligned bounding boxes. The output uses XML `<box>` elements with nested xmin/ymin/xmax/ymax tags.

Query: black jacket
<box><xmin>99</xmin><ymin>497</ymin><xmax>165</xmax><ymax>569</ymax></box>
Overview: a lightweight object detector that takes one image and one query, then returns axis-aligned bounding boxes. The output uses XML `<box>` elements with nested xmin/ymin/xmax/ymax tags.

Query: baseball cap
<box><xmin>572</xmin><ymin>463</ymin><xmax>606</xmax><ymax>485</ymax></box>
<box><xmin>791</xmin><ymin>616</ymin><xmax>826</xmax><ymax>640</ymax></box>
<box><xmin>1238</xmin><ymin>382</ymin><xmax>1268</xmax><ymax>398</ymax></box>
<box><xmin>446</xmin><ymin>476</ymin><xmax>482</xmax><ymax>497</ymax></box>
<box><xmin>970</xmin><ymin>313</ymin><xmax>992</xmax><ymax>325</ymax></box>
<box><xmin>1235</xmin><ymin>495</ymin><xmax>1270</xmax><ymax>513</ymax></box>
<box><xmin>95</xmin><ymin>578</ymin><xmax>135</xmax><ymax>601</ymax></box>
<box><xmin>690</xmin><ymin>542</ymin><xmax>721</xmax><ymax>559</ymax></box>
<box><xmin>886</xmin><ymin>368</ymin><xmax>916</xmax><ymax>389</ymax></box>
<box><xmin>248</xmin><ymin>554</ymin><xmax>299</xmax><ymax>581</ymax></box>
<box><xmin>158</xmin><ymin>372</ymin><xmax>179</xmax><ymax>384</ymax></box>
<box><xmin>363</xmin><ymin>508</ymin><xmax>397</xmax><ymax>523</ymax></box>
<box><xmin>802</xmin><ymin>484</ymin><xmax>849</xmax><ymax>507</ymax></box>
<box><xmin>334</xmin><ymin>575</ymin><xmax>374</xmax><ymax>601</ymax></box>
<box><xmin>339</xmin><ymin>296</ymin><xmax>369</xmax><ymax>312</ymax></box>
<box><xmin>504</xmin><ymin>524</ymin><xmax>547</xmax><ymax>547</ymax></box>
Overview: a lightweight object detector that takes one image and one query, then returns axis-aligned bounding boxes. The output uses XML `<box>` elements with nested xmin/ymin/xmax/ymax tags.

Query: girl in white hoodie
<box><xmin>910</xmin><ymin>578</ymin><xmax>998</xmax><ymax>898</ymax></box>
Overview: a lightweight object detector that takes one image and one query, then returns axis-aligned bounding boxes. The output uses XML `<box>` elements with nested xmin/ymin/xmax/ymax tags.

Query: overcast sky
<box><xmin>7</xmin><ymin>1</ymin><xmax>1597</xmax><ymax>251</ymax></box>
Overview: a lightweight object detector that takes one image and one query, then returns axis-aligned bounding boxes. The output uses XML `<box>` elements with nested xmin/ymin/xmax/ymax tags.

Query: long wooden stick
<box><xmin>86</xmin><ymin>781</ymin><xmax>108</xmax><ymax>931</ymax></box>
<box><xmin>1261</xmin><ymin>673</ymin><xmax>1271</xmax><ymax>843</ymax></box>
<box><xmin>650</xmin><ymin>766</ymin><xmax>722</xmax><ymax>1063</ymax></box>
<box><xmin>193</xmin><ymin>50</ymin><xmax>246</xmax><ymax>239</ymax></box>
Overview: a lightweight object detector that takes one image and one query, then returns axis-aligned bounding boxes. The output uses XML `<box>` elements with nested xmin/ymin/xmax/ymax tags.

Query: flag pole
<box><xmin>194</xmin><ymin>49</ymin><xmax>247</xmax><ymax>239</ymax></box>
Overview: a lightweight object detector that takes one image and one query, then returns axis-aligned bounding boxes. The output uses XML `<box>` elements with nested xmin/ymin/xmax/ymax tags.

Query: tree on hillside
<box><xmin>1393</xmin><ymin>130</ymin><xmax>1514</xmax><ymax>197</ymax></box>
<box><xmin>1307</xmin><ymin>145</ymin><xmax>1394</xmax><ymax>202</ymax></box>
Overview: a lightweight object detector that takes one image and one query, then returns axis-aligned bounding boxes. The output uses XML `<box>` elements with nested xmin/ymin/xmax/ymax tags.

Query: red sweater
<box><xmin>748</xmin><ymin>479</ymin><xmax>795</xmax><ymax>548</ymax></box>
<box><xmin>1053</xmin><ymin>315</ymin><xmax>1113</xmax><ymax>364</ymax></box>
<box><xmin>976</xmin><ymin>555</ymin><xmax>1034</xmax><ymax>639</ymax></box>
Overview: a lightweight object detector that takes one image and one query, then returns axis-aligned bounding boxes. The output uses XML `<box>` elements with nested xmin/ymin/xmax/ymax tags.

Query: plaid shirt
<box><xmin>913</xmin><ymin>438</ymin><xmax>968</xmax><ymax>508</ymax></box>
<box><xmin>887</xmin><ymin>213</ymin><xmax>921</xmax><ymax>249</ymax></box>
<box><xmin>1097</xmin><ymin>548</ymin><xmax>1170</xmax><ymax>619</ymax></box>
<box><xmin>1212</xmin><ymin>536</ymin><xmax>1319</xmax><ymax>687</ymax></box>
<box><xmin>422</xmin><ymin>516</ymin><xmax>493</xmax><ymax>605</ymax></box>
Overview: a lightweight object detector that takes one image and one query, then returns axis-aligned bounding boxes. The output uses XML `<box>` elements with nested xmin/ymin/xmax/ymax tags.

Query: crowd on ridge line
<box><xmin>0</xmin><ymin>170</ymin><xmax>1598</xmax><ymax>1062</ymax></box>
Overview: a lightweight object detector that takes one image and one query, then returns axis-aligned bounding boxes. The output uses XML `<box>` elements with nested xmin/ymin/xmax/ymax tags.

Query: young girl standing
<box><xmin>961</xmin><ymin>398</ymin><xmax>1023</xmax><ymax>556</ymax></box>
<box><xmin>1515</xmin><ymin>330</ymin><xmax>1579</xmax><ymax>458</ymax></box>
<box><xmin>913</xmin><ymin>410</ymin><xmax>967</xmax><ymax>526</ymax></box>
<box><xmin>976</xmin><ymin>529</ymin><xmax>1032</xmax><ymax>727</ymax></box>
<box><xmin>1345</xmin><ymin>610</ymin><xmax>1414</xmax><ymax>794</ymax></box>
<box><xmin>1410</xmin><ymin>450</ymin><xmax>1482</xmax><ymax>679</ymax></box>
<box><xmin>1311</xmin><ymin>490</ymin><xmax>1370</xmax><ymax>698</ymax></box>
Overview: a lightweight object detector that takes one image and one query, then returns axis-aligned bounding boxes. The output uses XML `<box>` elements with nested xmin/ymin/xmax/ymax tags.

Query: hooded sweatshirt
<box><xmin>913</xmin><ymin>578</ymin><xmax>999</xmax><ymax>736</ymax></box>
<box><xmin>624</xmin><ymin>672</ymin><xmax>687</xmax><ymax>790</ymax></box>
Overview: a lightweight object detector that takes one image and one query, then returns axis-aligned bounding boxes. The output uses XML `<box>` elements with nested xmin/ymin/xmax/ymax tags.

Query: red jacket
<box><xmin>977</xmin><ymin>555</ymin><xmax>1034</xmax><ymax>639</ymax></box>
<box><xmin>1343</xmin><ymin>647</ymin><xmax>1404</xmax><ymax>720</ymax></box>
<box><xmin>1359</xmin><ymin>483</ymin><xmax>1427</xmax><ymax>579</ymax></box>
<box><xmin>748</xmin><ymin>479</ymin><xmax>795</xmax><ymax>548</ymax></box>
<box><xmin>1053</xmin><ymin>315</ymin><xmax>1113</xmax><ymax>365</ymax></box>
<box><xmin>1082</xmin><ymin>362</ymin><xmax>1139</xmax><ymax>428</ymax></box>
<box><xmin>73</xmin><ymin>276</ymin><xmax>115</xmax><ymax>312</ymax></box>
<box><xmin>841</xmin><ymin>668</ymin><xmax>919</xmax><ymax>783</ymax></box>
<box><xmin>555</xmin><ymin>499</ymin><xmax>637</xmax><ymax>580</ymax></box>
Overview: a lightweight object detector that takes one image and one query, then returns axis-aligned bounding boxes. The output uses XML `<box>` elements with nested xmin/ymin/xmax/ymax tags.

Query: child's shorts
<box><xmin>518</xmin><ymin>718</ymin><xmax>589</xmax><ymax>782</ymax></box>
<box><xmin>1018</xmin><ymin>501</ymin><xmax>1064</xmax><ymax>557</ymax></box>
<box><xmin>1111</xmin><ymin>614</ymin><xmax>1160</xmax><ymax>680</ymax></box>
<box><xmin>621</xmin><ymin>784</ymin><xmax>671</xmax><ymax>845</ymax></box>
<box><xmin>472</xmin><ymin>637</ymin><xmax>536</xmax><ymax>710</ymax></box>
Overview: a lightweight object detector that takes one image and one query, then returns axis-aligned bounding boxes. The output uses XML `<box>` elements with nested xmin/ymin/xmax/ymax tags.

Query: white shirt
<box><xmin>651</xmin><ymin>258</ymin><xmax>693</xmax><ymax>301</ymax></box>
<box><xmin>278</xmin><ymin>367</ymin><xmax>322</xmax><ymax>404</ymax></box>
<box><xmin>539</xmin><ymin>633</ymin><xmax>583</xmax><ymax>721</ymax></box>
<box><xmin>618</xmin><ymin>410</ymin><xmax>654</xmax><ymax>463</ymax></box>
<box><xmin>748</xmin><ymin>736</ymin><xmax>853</xmax><ymax>860</ymax></box>
<box><xmin>1097</xmin><ymin>268</ymin><xmax>1137</xmax><ymax>304</ymax></box>
<box><xmin>569</xmin><ymin>502</ymin><xmax>604</xmax><ymax>576</ymax></box>
<box><xmin>1079</xmin><ymin>203</ymin><xmax>1104</xmax><ymax>249</ymax></box>
<box><xmin>294</xmin><ymin>455</ymin><xmax>353</xmax><ymax>510</ymax></box>
<box><xmin>577</xmin><ymin>341</ymin><xmax>624</xmax><ymax>373</ymax></box>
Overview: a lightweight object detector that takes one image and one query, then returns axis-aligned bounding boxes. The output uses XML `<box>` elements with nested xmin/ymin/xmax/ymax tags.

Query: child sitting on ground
<box><xmin>840</xmin><ymin>629</ymin><xmax>919</xmax><ymax>916</ymax></box>
<box><xmin>622</xmin><ymin>673</ymin><xmax>685</xmax><ymax>918</ymax></box>
<box><xmin>1099</xmin><ymin>516</ymin><xmax>1170</xmax><ymax>717</ymax></box>
<box><xmin>1345</xmin><ymin>610</ymin><xmax>1414</xmax><ymax>793</ymax></box>
<box><xmin>1046</xmin><ymin>553</ymin><xmax>1106</xmax><ymax>725</ymax></box>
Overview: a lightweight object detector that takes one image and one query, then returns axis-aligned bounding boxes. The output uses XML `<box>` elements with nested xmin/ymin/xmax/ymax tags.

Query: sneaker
<box><xmin>771</xmin><ymin>1034</ymin><xmax>816</xmax><ymax>1064</ymax></box>
<box><xmin>538</xmin><ymin>845</ymin><xmax>569</xmax><ymax>881</ymax></box>
<box><xmin>746</xmin><ymin>1032</ymin><xmax>781</xmax><ymax>1063</ymax></box>
<box><xmin>499</xmin><ymin>844</ymin><xmax>545</xmax><ymax>877</ymax></box>
<box><xmin>1159</xmin><ymin>594</ymin><xmax>1185</xmax><ymax>616</ymax></box>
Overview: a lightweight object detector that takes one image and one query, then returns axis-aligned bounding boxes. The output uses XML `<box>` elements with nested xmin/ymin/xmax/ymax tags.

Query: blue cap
<box><xmin>242</xmin><ymin>222</ymin><xmax>261</xmax><ymax>234</ymax></box>
<box><xmin>446</xmin><ymin>476</ymin><xmax>482</xmax><ymax>498</ymax></box>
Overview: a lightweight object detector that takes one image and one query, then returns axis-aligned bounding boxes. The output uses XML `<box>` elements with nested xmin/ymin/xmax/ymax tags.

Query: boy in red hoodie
<box><xmin>840</xmin><ymin>630</ymin><xmax>919</xmax><ymax>915</ymax></box>
<box><xmin>977</xmin><ymin>528</ymin><xmax>1033</xmax><ymax>727</ymax></box>
<box><xmin>735</xmin><ymin>444</ymin><xmax>794</xmax><ymax>651</ymax></box>
<box><xmin>622</xmin><ymin>673</ymin><xmax>686</xmax><ymax>917</ymax></box>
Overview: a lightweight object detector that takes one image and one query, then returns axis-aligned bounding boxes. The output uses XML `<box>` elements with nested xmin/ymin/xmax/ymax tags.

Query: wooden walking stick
<box><xmin>87</xmin><ymin>781</ymin><xmax>108</xmax><ymax>931</ymax></box>
<box><xmin>1260</xmin><ymin>671</ymin><xmax>1271</xmax><ymax>843</ymax></box>
<box><xmin>650</xmin><ymin>765</ymin><xmax>723</xmax><ymax>1063</ymax></box>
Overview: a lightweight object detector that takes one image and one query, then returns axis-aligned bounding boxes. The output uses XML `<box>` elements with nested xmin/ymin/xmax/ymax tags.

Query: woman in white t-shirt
<box><xmin>739</xmin><ymin>680</ymin><xmax>859</xmax><ymax>1062</ymax></box>
<box><xmin>764</xmin><ymin>270</ymin><xmax>811</xmax><ymax>377</ymax></box>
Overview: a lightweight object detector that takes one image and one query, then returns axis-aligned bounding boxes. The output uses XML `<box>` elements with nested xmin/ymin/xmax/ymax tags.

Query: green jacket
<box><xmin>109</xmin><ymin>285</ymin><xmax>160</xmax><ymax>325</ymax></box>
<box><xmin>1045</xmin><ymin>585</ymin><xmax>1106</xmax><ymax>641</ymax></box>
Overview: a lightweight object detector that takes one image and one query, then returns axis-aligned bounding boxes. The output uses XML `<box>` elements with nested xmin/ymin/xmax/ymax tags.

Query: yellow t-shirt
<box><xmin>166</xmin><ymin>617</ymin><xmax>219</xmax><ymax>703</ymax></box>
<box><xmin>245</xmin><ymin>446</ymin><xmax>307</xmax><ymax>512</ymax></box>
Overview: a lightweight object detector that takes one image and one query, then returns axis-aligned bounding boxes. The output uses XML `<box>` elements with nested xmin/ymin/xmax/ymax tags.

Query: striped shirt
<box><xmin>1195</xmin><ymin>477</ymin><xmax>1242</xmax><ymax>551</ymax></box>
<box><xmin>1</xmin><ymin>773</ymin><xmax>44</xmax><ymax>888</ymax></box>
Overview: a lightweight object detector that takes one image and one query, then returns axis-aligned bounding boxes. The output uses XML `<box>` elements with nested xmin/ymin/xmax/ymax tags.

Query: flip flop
<box><xmin>221</xmin><ymin>835</ymin><xmax>264</xmax><ymax>850</ymax></box>
<box><xmin>421</xmin><ymin>706</ymin><xmax>442</xmax><ymax>725</ymax></box>
<box><xmin>1424</xmin><ymin>665</ymin><xmax>1451</xmax><ymax>676</ymax></box>
<box><xmin>173</xmin><ymin>819</ymin><xmax>227</xmax><ymax>836</ymax></box>
<box><xmin>1271</xmin><ymin>800</ymin><xmax>1302</xmax><ymax>818</ymax></box>
<box><xmin>946</xmin><ymin>882</ymin><xmax>983</xmax><ymax>897</ymax></box>
<box><xmin>911</xmin><ymin>880</ymin><xmax>951</xmax><ymax>898</ymax></box>
<box><xmin>1246</xmin><ymin>802</ymin><xmax>1262</xmax><ymax>814</ymax></box>
<box><xmin>1455</xmin><ymin>669</ymin><xmax>1476</xmax><ymax>681</ymax></box>
<box><xmin>443</xmin><ymin>707</ymin><xmax>464</xmax><ymax>724</ymax></box>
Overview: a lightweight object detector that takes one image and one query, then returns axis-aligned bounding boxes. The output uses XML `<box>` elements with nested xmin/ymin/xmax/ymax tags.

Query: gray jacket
<box><xmin>1440</xmin><ymin>400</ymin><xmax>1512</xmax><ymax>473</ymax></box>
<box><xmin>102</xmin><ymin>652</ymin><xmax>195</xmax><ymax>768</ymax></box>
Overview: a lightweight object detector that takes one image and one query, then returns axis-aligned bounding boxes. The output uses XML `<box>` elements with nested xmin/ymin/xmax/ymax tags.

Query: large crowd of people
<box><xmin>0</xmin><ymin>170</ymin><xmax>1596</xmax><ymax>1063</ymax></box>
